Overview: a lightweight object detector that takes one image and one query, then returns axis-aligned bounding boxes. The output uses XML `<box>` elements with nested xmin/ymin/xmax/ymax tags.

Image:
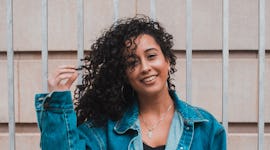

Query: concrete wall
<box><xmin>0</xmin><ymin>0</ymin><xmax>269</xmax><ymax>149</ymax></box>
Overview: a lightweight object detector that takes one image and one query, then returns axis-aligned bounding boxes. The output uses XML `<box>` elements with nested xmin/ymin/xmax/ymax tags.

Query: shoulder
<box><xmin>171</xmin><ymin>91</ymin><xmax>222</xmax><ymax>128</ymax></box>
<box><xmin>171</xmin><ymin>92</ymin><xmax>224</xmax><ymax>134</ymax></box>
<box><xmin>190</xmin><ymin>106</ymin><xmax>227</xmax><ymax>149</ymax></box>
<box><xmin>182</xmin><ymin>105</ymin><xmax>227</xmax><ymax>149</ymax></box>
<box><xmin>184</xmin><ymin>103</ymin><xmax>225</xmax><ymax>137</ymax></box>
<box><xmin>182</xmin><ymin>101</ymin><xmax>223</xmax><ymax>128</ymax></box>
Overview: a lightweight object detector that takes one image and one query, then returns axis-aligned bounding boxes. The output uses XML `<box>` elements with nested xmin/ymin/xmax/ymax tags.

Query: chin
<box><xmin>138</xmin><ymin>87</ymin><xmax>165</xmax><ymax>96</ymax></box>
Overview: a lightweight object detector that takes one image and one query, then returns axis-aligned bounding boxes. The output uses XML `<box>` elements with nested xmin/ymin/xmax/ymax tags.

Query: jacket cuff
<box><xmin>35</xmin><ymin>91</ymin><xmax>73</xmax><ymax>110</ymax></box>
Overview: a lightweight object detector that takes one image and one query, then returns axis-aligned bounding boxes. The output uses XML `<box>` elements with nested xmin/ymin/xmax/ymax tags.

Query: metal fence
<box><xmin>6</xmin><ymin>0</ymin><xmax>266</xmax><ymax>149</ymax></box>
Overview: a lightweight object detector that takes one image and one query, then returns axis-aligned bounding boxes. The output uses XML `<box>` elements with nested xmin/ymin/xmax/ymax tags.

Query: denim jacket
<box><xmin>35</xmin><ymin>91</ymin><xmax>226</xmax><ymax>150</ymax></box>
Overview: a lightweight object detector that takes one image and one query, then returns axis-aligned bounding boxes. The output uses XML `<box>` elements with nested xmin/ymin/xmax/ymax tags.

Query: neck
<box><xmin>138</xmin><ymin>90</ymin><xmax>173</xmax><ymax>115</ymax></box>
<box><xmin>138</xmin><ymin>90</ymin><xmax>175</xmax><ymax>142</ymax></box>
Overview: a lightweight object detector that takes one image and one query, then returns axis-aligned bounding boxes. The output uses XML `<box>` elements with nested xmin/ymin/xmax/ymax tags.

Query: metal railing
<box><xmin>5</xmin><ymin>0</ymin><xmax>266</xmax><ymax>149</ymax></box>
<box><xmin>222</xmin><ymin>0</ymin><xmax>229</xmax><ymax>137</ymax></box>
<box><xmin>258</xmin><ymin>0</ymin><xmax>266</xmax><ymax>149</ymax></box>
<box><xmin>41</xmin><ymin>0</ymin><xmax>48</xmax><ymax>93</ymax></box>
<box><xmin>6</xmin><ymin>0</ymin><xmax>15</xmax><ymax>150</ymax></box>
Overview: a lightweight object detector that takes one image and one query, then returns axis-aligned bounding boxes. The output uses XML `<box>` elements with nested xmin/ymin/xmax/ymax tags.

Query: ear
<box><xmin>166</xmin><ymin>59</ymin><xmax>171</xmax><ymax>71</ymax></box>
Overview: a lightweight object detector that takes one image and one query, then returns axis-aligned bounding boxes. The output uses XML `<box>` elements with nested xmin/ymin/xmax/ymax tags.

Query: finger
<box><xmin>54</xmin><ymin>73</ymin><xmax>75</xmax><ymax>86</ymax></box>
<box><xmin>58</xmin><ymin>65</ymin><xmax>76</xmax><ymax>69</ymax></box>
<box><xmin>52</xmin><ymin>65</ymin><xmax>76</xmax><ymax>77</ymax></box>
<box><xmin>48</xmin><ymin>73</ymin><xmax>75</xmax><ymax>92</ymax></box>
<box><xmin>48</xmin><ymin>65</ymin><xmax>77</xmax><ymax>92</ymax></box>
<box><xmin>51</xmin><ymin>68</ymin><xmax>76</xmax><ymax>85</ymax></box>
<box><xmin>54</xmin><ymin>68</ymin><xmax>77</xmax><ymax>79</ymax></box>
<box><xmin>56</xmin><ymin>68</ymin><xmax>76</xmax><ymax>75</ymax></box>
<box><xmin>65</xmin><ymin>72</ymin><xmax>79</xmax><ymax>88</ymax></box>
<box><xmin>49</xmin><ymin>67</ymin><xmax>74</xmax><ymax>80</ymax></box>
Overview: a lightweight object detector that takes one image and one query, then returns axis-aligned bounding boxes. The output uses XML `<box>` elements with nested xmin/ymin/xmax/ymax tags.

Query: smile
<box><xmin>141</xmin><ymin>75</ymin><xmax>157</xmax><ymax>83</ymax></box>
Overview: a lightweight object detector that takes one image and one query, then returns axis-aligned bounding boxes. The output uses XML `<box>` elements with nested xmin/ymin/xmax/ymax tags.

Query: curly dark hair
<box><xmin>74</xmin><ymin>15</ymin><xmax>177</xmax><ymax>126</ymax></box>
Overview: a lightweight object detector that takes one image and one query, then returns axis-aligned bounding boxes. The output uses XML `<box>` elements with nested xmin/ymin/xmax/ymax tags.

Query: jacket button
<box><xmin>180</xmin><ymin>147</ymin><xmax>184</xmax><ymax>150</ymax></box>
<box><xmin>186</xmin><ymin>127</ymin><xmax>190</xmax><ymax>130</ymax></box>
<box><xmin>44</xmin><ymin>102</ymin><xmax>49</xmax><ymax>108</ymax></box>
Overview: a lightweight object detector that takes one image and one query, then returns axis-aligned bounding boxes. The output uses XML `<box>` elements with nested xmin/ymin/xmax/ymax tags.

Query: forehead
<box><xmin>135</xmin><ymin>34</ymin><xmax>158</xmax><ymax>47</ymax></box>
<box><xmin>124</xmin><ymin>34</ymin><xmax>160</xmax><ymax>55</ymax></box>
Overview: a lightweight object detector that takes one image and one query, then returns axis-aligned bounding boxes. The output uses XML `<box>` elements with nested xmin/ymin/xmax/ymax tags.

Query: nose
<box><xmin>141</xmin><ymin>59</ymin><xmax>151</xmax><ymax>73</ymax></box>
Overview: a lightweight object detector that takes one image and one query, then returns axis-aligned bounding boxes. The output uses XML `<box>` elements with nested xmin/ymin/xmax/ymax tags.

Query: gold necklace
<box><xmin>140</xmin><ymin>104</ymin><xmax>173</xmax><ymax>139</ymax></box>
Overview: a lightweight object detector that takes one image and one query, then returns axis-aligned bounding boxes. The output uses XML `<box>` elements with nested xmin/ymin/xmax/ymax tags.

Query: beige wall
<box><xmin>0</xmin><ymin>0</ymin><xmax>269</xmax><ymax>149</ymax></box>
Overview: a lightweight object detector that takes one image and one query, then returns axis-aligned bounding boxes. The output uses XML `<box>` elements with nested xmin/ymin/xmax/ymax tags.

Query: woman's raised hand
<box><xmin>48</xmin><ymin>65</ymin><xmax>79</xmax><ymax>92</ymax></box>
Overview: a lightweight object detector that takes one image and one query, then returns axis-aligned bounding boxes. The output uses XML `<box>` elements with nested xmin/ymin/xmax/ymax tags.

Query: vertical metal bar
<box><xmin>135</xmin><ymin>0</ymin><xmax>138</xmax><ymax>15</ymax></box>
<box><xmin>6</xmin><ymin>0</ymin><xmax>15</xmax><ymax>149</ymax></box>
<box><xmin>258</xmin><ymin>0</ymin><xmax>265</xmax><ymax>149</ymax></box>
<box><xmin>113</xmin><ymin>0</ymin><xmax>119</xmax><ymax>22</ymax></box>
<box><xmin>186</xmin><ymin>0</ymin><xmax>192</xmax><ymax>104</ymax></box>
<box><xmin>222</xmin><ymin>0</ymin><xmax>229</xmax><ymax>133</ymax></box>
<box><xmin>42</xmin><ymin>0</ymin><xmax>48</xmax><ymax>92</ymax></box>
<box><xmin>150</xmin><ymin>0</ymin><xmax>156</xmax><ymax>21</ymax></box>
<box><xmin>77</xmin><ymin>0</ymin><xmax>84</xmax><ymax>85</ymax></box>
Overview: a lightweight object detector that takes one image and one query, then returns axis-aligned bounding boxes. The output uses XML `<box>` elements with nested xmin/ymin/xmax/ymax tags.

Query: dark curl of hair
<box><xmin>74</xmin><ymin>15</ymin><xmax>177</xmax><ymax>126</ymax></box>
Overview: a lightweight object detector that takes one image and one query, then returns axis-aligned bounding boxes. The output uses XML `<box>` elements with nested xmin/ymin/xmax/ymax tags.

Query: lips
<box><xmin>141</xmin><ymin>75</ymin><xmax>157</xmax><ymax>83</ymax></box>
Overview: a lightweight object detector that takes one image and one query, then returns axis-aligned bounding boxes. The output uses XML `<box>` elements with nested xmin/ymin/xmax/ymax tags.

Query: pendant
<box><xmin>147</xmin><ymin>130</ymin><xmax>152</xmax><ymax>139</ymax></box>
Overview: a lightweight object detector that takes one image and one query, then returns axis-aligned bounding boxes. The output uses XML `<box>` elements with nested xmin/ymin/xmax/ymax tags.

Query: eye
<box><xmin>147</xmin><ymin>54</ymin><xmax>157</xmax><ymax>59</ymax></box>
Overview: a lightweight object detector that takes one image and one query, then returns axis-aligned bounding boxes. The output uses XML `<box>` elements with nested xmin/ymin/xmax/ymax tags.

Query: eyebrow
<box><xmin>144</xmin><ymin>48</ymin><xmax>158</xmax><ymax>53</ymax></box>
<box><xmin>125</xmin><ymin>48</ymin><xmax>158</xmax><ymax>59</ymax></box>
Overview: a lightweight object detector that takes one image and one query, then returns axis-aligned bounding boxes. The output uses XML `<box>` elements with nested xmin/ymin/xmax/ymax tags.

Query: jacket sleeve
<box><xmin>210</xmin><ymin>124</ymin><xmax>227</xmax><ymax>150</ymax></box>
<box><xmin>35</xmin><ymin>91</ymin><xmax>87</xmax><ymax>150</ymax></box>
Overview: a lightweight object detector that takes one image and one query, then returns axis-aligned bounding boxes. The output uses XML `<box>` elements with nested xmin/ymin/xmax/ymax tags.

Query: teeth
<box><xmin>143</xmin><ymin>76</ymin><xmax>156</xmax><ymax>82</ymax></box>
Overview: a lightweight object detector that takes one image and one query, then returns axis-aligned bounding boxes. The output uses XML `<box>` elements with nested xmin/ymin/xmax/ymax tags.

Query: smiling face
<box><xmin>125</xmin><ymin>34</ymin><xmax>170</xmax><ymax>97</ymax></box>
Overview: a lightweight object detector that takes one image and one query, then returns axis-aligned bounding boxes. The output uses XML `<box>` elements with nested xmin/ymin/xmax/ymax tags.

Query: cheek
<box><xmin>125</xmin><ymin>70</ymin><xmax>137</xmax><ymax>84</ymax></box>
<box><xmin>158</xmin><ymin>62</ymin><xmax>170</xmax><ymax>78</ymax></box>
<box><xmin>154</xmin><ymin>60</ymin><xmax>169</xmax><ymax>72</ymax></box>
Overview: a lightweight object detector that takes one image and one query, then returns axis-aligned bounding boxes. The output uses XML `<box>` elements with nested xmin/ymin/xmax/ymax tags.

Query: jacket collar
<box><xmin>114</xmin><ymin>99</ymin><xmax>140</xmax><ymax>134</ymax></box>
<box><xmin>170</xmin><ymin>91</ymin><xmax>208</xmax><ymax>123</ymax></box>
<box><xmin>114</xmin><ymin>90</ymin><xmax>208</xmax><ymax>134</ymax></box>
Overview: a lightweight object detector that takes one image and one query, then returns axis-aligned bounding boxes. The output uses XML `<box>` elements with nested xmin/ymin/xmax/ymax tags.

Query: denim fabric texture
<box><xmin>35</xmin><ymin>90</ymin><xmax>227</xmax><ymax>150</ymax></box>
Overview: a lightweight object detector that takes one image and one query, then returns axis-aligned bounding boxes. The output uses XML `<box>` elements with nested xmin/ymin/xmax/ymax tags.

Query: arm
<box><xmin>35</xmin><ymin>65</ymin><xmax>87</xmax><ymax>150</ymax></box>
<box><xmin>35</xmin><ymin>91</ymin><xmax>86</xmax><ymax>150</ymax></box>
<box><xmin>210</xmin><ymin>124</ymin><xmax>227</xmax><ymax>150</ymax></box>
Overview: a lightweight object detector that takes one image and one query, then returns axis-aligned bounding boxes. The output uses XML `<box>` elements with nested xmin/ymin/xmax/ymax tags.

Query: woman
<box><xmin>35</xmin><ymin>16</ymin><xmax>226</xmax><ymax>150</ymax></box>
